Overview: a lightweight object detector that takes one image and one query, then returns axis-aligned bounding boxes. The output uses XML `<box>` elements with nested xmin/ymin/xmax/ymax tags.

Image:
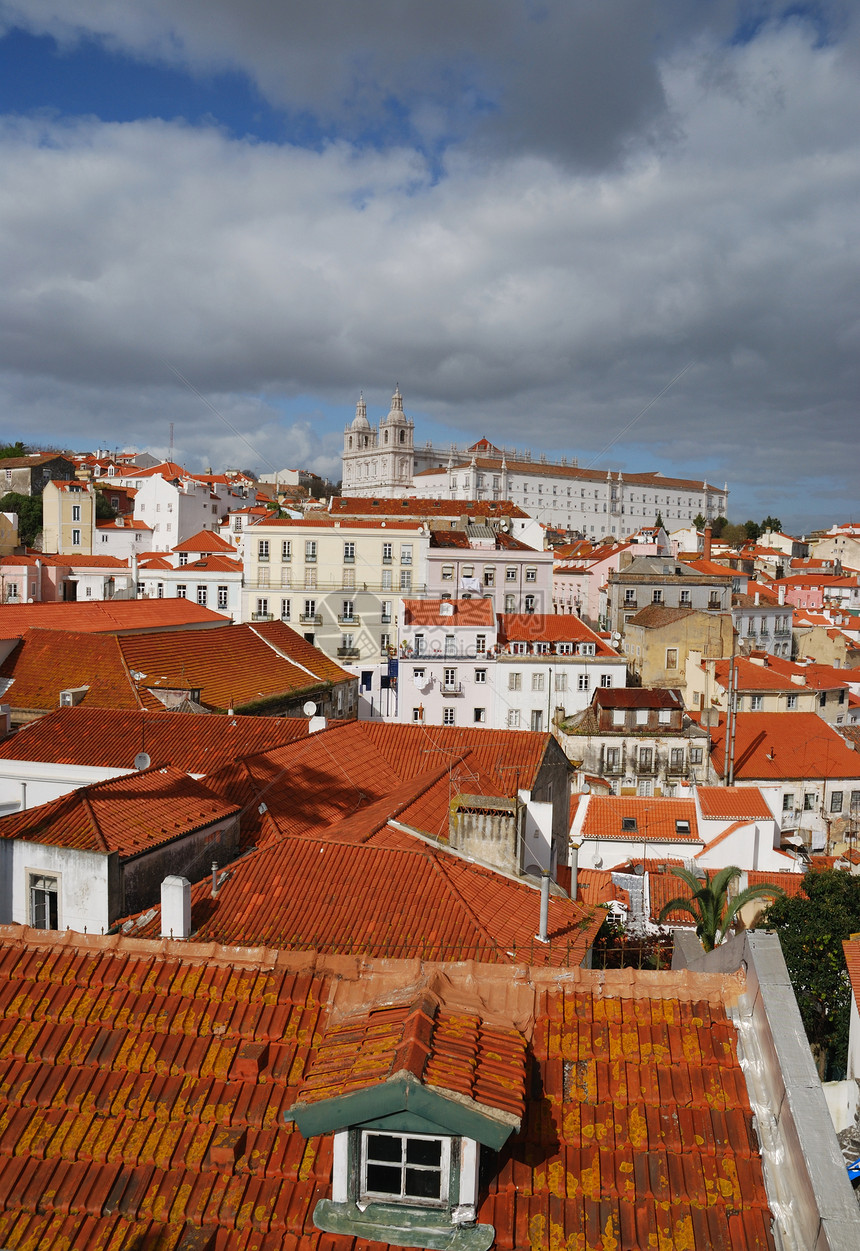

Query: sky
<box><xmin>0</xmin><ymin>2</ymin><xmax>857</xmax><ymax>533</ymax></box>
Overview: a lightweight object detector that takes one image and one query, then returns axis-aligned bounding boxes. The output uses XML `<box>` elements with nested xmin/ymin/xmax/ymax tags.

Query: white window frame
<box><xmin>359</xmin><ymin>1130</ymin><xmax>451</xmax><ymax>1207</ymax></box>
<box><xmin>475</xmin><ymin>668</ymin><xmax>487</xmax><ymax>684</ymax></box>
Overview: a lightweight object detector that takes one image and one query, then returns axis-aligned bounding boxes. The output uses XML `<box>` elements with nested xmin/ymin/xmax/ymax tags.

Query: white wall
<box><xmin>520</xmin><ymin>793</ymin><xmax>553</xmax><ymax>874</ymax></box>
<box><xmin>0</xmin><ymin>761</ymin><xmax>132</xmax><ymax>817</ymax></box>
<box><xmin>10</xmin><ymin>841</ymin><xmax>111</xmax><ymax>934</ymax></box>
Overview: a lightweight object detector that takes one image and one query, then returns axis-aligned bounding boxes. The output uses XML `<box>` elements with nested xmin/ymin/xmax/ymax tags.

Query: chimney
<box><xmin>778</xmin><ymin>584</ymin><xmax>786</xmax><ymax>606</ymax></box>
<box><xmin>703</xmin><ymin>524</ymin><xmax>712</xmax><ymax>561</ymax></box>
<box><xmin>161</xmin><ymin>876</ymin><xmax>191</xmax><ymax>938</ymax></box>
<box><xmin>309</xmin><ymin>714</ymin><xmax>328</xmax><ymax>733</ymax></box>
<box><xmin>754</xmin><ymin>591</ymin><xmax>760</xmax><ymax>606</ymax></box>
<box><xmin>537</xmin><ymin>871</ymin><xmax>550</xmax><ymax>943</ymax></box>
<box><xmin>570</xmin><ymin>837</ymin><xmax>582</xmax><ymax>902</ymax></box>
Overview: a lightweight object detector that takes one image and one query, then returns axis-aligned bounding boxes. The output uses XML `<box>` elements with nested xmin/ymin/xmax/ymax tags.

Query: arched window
<box><xmin>384</xmin><ymin>431</ymin><xmax>389</xmax><ymax>444</ymax></box>
<box><xmin>348</xmin><ymin>436</ymin><xmax>353</xmax><ymax>449</ymax></box>
<box><xmin>399</xmin><ymin>429</ymin><xmax>406</xmax><ymax>444</ymax></box>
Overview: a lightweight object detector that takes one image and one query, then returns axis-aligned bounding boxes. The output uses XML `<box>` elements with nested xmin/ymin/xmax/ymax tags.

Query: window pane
<box><xmin>367</xmin><ymin>1164</ymin><xmax>401</xmax><ymax>1193</ymax></box>
<box><xmin>407</xmin><ymin>1139</ymin><xmax>441</xmax><ymax>1167</ymax></box>
<box><xmin>367</xmin><ymin>1135</ymin><xmax>401</xmax><ymax>1162</ymax></box>
<box><xmin>405</xmin><ymin>1168</ymin><xmax>441</xmax><ymax>1199</ymax></box>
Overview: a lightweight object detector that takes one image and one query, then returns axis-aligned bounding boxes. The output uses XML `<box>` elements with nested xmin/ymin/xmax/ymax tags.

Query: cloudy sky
<box><xmin>0</xmin><ymin>2</ymin><xmax>857</xmax><ymax>531</ymax></box>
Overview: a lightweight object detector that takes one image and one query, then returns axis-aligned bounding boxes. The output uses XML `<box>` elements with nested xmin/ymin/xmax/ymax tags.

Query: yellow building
<box><xmin>622</xmin><ymin>605</ymin><xmax>734</xmax><ymax>689</ymax></box>
<box><xmin>41</xmin><ymin>480</ymin><xmax>95</xmax><ymax>556</ymax></box>
<box><xmin>0</xmin><ymin>512</ymin><xmax>18</xmax><ymax>556</ymax></box>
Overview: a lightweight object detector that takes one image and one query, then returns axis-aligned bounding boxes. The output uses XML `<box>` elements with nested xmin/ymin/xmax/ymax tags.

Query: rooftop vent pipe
<box><xmin>537</xmin><ymin>871</ymin><xmax>550</xmax><ymax>944</ymax></box>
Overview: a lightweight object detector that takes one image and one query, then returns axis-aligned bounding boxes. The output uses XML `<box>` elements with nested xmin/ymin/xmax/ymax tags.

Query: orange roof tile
<box><xmin>0</xmin><ymin>765</ymin><xmax>238</xmax><ymax>856</ymax></box>
<box><xmin>0</xmin><ymin>599</ymin><xmax>229</xmax><ymax>634</ymax></box>
<box><xmin>0</xmin><ymin>929</ymin><xmax>776</xmax><ymax>1250</ymax></box>
<box><xmin>579</xmin><ymin>797</ymin><xmax>699</xmax><ymax>842</ymax></box>
<box><xmin>0</xmin><ymin>629</ymin><xmax>145</xmax><ymax>713</ymax></box>
<box><xmin>706</xmin><ymin>713</ymin><xmax>860</xmax><ymax>780</ymax></box>
<box><xmin>696</xmin><ymin>787</ymin><xmax>775</xmax><ymax>820</ymax></box>
<box><xmin>498</xmin><ymin>613</ymin><xmax>617</xmax><ymax>652</ymax></box>
<box><xmin>0</xmin><ymin>707</ymin><xmax>309</xmax><ymax>771</ymax></box>
<box><xmin>402</xmin><ymin>598</ymin><xmax>495</xmax><ymax>627</ymax></box>
<box><xmin>172</xmin><ymin>529</ymin><xmax>238</xmax><ymax>553</ymax></box>
<box><xmin>329</xmin><ymin>496</ymin><xmax>528</xmax><ymax>518</ymax></box>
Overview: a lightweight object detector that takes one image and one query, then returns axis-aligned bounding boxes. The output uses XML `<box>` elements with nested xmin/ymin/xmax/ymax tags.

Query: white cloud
<box><xmin>0</xmin><ymin>8</ymin><xmax>857</xmax><ymax>525</ymax></box>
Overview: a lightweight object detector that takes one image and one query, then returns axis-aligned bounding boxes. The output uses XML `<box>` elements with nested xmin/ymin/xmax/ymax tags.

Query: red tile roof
<box><xmin>579</xmin><ymin>797</ymin><xmax>699</xmax><ymax>842</ymax></box>
<box><xmin>706</xmin><ymin>713</ymin><xmax>860</xmax><ymax>780</ymax></box>
<box><xmin>402</xmin><ymin>597</ymin><xmax>495</xmax><ymax>627</ymax></box>
<box><xmin>0</xmin><ymin>599</ymin><xmax>229</xmax><ymax>634</ymax></box>
<box><xmin>0</xmin><ymin>629</ymin><xmax>146</xmax><ymax>713</ymax></box>
<box><xmin>0</xmin><ymin>929</ymin><xmax>775</xmax><ymax>1250</ymax></box>
<box><xmin>626</xmin><ymin>604</ymin><xmax>697</xmax><ymax>628</ymax></box>
<box><xmin>594</xmin><ymin>687</ymin><xmax>682</xmax><ymax>709</ymax></box>
<box><xmin>329</xmin><ymin>496</ymin><xmax>528</xmax><ymax>519</ymax></box>
<box><xmin>0</xmin><ymin>707</ymin><xmax>309</xmax><ymax>771</ymax></box>
<box><xmin>0</xmin><ymin>765</ymin><xmax>237</xmax><ymax>856</ymax></box>
<box><xmin>696</xmin><ymin>787</ymin><xmax>775</xmax><ymax>820</ymax></box>
<box><xmin>172</xmin><ymin>529</ymin><xmax>238</xmax><ymax>553</ymax></box>
<box><xmin>498</xmin><ymin>613</ymin><xmax>617</xmax><ymax>652</ymax></box>
<box><xmin>708</xmin><ymin>658</ymin><xmax>802</xmax><ymax>693</ymax></box>
<box><xmin>294</xmin><ymin>993</ymin><xmax>526</xmax><ymax>1123</ymax></box>
<box><xmin>257</xmin><ymin>515</ymin><xmax>424</xmax><ymax>531</ymax></box>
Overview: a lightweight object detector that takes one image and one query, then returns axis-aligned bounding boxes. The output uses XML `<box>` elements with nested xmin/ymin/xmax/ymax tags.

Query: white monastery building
<box><xmin>342</xmin><ymin>388</ymin><xmax>729</xmax><ymax>535</ymax></box>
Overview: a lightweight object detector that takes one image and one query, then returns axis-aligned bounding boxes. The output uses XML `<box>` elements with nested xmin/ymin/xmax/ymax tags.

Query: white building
<box><xmin>427</xmin><ymin>526</ymin><xmax>554</xmax><ymax>615</ymax></box>
<box><xmin>137</xmin><ymin>530</ymin><xmax>241</xmax><ymax>619</ymax></box>
<box><xmin>94</xmin><ymin>517</ymin><xmax>154</xmax><ymax>559</ymax></box>
<box><xmin>341</xmin><ymin>389</ymin><xmax>450</xmax><ymax>497</ymax></box>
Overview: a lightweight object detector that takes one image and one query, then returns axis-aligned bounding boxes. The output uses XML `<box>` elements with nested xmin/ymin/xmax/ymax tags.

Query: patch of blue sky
<box><xmin>728</xmin><ymin>1</ymin><xmax>839</xmax><ymax>47</ymax></box>
<box><xmin>0</xmin><ymin>28</ymin><xmax>289</xmax><ymax>142</ymax></box>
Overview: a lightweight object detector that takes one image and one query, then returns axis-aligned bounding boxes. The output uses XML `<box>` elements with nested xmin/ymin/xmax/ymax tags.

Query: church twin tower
<box><xmin>341</xmin><ymin>386</ymin><xmax>418</xmax><ymax>497</ymax></box>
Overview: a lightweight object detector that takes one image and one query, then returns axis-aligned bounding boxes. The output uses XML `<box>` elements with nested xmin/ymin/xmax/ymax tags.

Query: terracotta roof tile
<box><xmin>329</xmin><ymin>496</ymin><xmax>528</xmax><ymax>519</ymax></box>
<box><xmin>579</xmin><ymin>797</ymin><xmax>699</xmax><ymax>842</ymax></box>
<box><xmin>498</xmin><ymin>613</ymin><xmax>618</xmax><ymax>652</ymax></box>
<box><xmin>402</xmin><ymin>597</ymin><xmax>495</xmax><ymax>627</ymax></box>
<box><xmin>696</xmin><ymin>787</ymin><xmax>775</xmax><ymax>820</ymax></box>
<box><xmin>0</xmin><ymin>928</ymin><xmax>775</xmax><ymax>1249</ymax></box>
<box><xmin>0</xmin><ymin>600</ymin><xmax>229</xmax><ymax>634</ymax></box>
<box><xmin>706</xmin><ymin>713</ymin><xmax>860</xmax><ymax>780</ymax></box>
<box><xmin>172</xmin><ymin>530</ymin><xmax>238</xmax><ymax>553</ymax></box>
<box><xmin>0</xmin><ymin>765</ymin><xmax>238</xmax><ymax>856</ymax></box>
<box><xmin>0</xmin><ymin>707</ymin><xmax>309</xmax><ymax>771</ymax></box>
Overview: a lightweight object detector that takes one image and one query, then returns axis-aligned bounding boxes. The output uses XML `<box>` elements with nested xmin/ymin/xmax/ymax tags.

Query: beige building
<box><xmin>0</xmin><ymin>513</ymin><xmax>17</xmax><ymax>556</ymax></box>
<box><xmin>41</xmin><ymin>480</ymin><xmax>95</xmax><ymax>556</ymax></box>
<box><xmin>622</xmin><ymin>606</ymin><xmax>734</xmax><ymax>689</ymax></box>
<box><xmin>241</xmin><ymin>515</ymin><xmax>430</xmax><ymax>663</ymax></box>
<box><xmin>684</xmin><ymin>653</ymin><xmax>820</xmax><ymax>717</ymax></box>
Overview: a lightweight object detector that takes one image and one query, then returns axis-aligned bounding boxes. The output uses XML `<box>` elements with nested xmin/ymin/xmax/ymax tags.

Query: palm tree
<box><xmin>658</xmin><ymin>865</ymin><xmax>784</xmax><ymax>953</ymax></box>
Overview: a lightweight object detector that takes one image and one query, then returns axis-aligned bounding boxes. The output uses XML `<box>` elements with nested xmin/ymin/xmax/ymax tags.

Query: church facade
<box><xmin>341</xmin><ymin>388</ymin><xmax>728</xmax><ymax>535</ymax></box>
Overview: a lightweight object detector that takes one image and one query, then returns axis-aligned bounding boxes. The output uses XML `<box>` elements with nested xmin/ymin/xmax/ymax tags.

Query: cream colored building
<box><xmin>0</xmin><ymin>513</ymin><xmax>17</xmax><ymax>556</ymax></box>
<box><xmin>622</xmin><ymin>606</ymin><xmax>734</xmax><ymax>690</ymax></box>
<box><xmin>241</xmin><ymin>516</ymin><xmax>430</xmax><ymax>663</ymax></box>
<box><xmin>684</xmin><ymin>653</ymin><xmax>819</xmax><ymax>717</ymax></box>
<box><xmin>41</xmin><ymin>480</ymin><xmax>95</xmax><ymax>556</ymax></box>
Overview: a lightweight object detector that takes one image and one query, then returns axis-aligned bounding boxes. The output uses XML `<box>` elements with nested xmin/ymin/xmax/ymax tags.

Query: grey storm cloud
<box><xmin>0</xmin><ymin>1</ymin><xmax>857</xmax><ymax>528</ymax></box>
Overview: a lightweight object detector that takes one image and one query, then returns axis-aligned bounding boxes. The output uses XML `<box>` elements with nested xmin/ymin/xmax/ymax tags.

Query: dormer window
<box><xmin>622</xmin><ymin>817</ymin><xmax>638</xmax><ymax>832</ymax></box>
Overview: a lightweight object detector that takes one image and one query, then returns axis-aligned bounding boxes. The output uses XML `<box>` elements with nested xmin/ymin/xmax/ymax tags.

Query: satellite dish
<box><xmin>303</xmin><ymin>701</ymin><xmax>317</xmax><ymax>717</ymax></box>
<box><xmin>134</xmin><ymin>752</ymin><xmax>151</xmax><ymax>771</ymax></box>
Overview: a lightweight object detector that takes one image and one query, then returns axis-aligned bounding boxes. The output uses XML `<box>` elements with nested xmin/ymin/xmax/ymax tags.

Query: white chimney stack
<box><xmin>161</xmin><ymin>876</ymin><xmax>191</xmax><ymax>939</ymax></box>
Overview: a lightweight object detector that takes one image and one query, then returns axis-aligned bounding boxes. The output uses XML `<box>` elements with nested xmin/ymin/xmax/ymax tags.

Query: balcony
<box><xmin>337</xmin><ymin>646</ymin><xmax>360</xmax><ymax>658</ymax></box>
<box><xmin>251</xmin><ymin>612</ymin><xmax>274</xmax><ymax>621</ymax></box>
<box><xmin>635</xmin><ymin>759</ymin><xmax>658</xmax><ymax>776</ymax></box>
<box><xmin>667</xmin><ymin>758</ymin><xmax>687</xmax><ymax>775</ymax></box>
<box><xmin>381</xmin><ymin>615</ymin><xmax>392</xmax><ymax>624</ymax></box>
<box><xmin>623</xmin><ymin>599</ymin><xmax>638</xmax><ymax>610</ymax></box>
<box><xmin>441</xmin><ymin>683</ymin><xmax>464</xmax><ymax>697</ymax></box>
<box><xmin>299</xmin><ymin>612</ymin><xmax>322</xmax><ymax>625</ymax></box>
<box><xmin>337</xmin><ymin>613</ymin><xmax>361</xmax><ymax>625</ymax></box>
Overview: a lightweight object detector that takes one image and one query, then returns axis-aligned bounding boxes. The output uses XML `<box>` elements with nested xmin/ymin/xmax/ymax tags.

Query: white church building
<box><xmin>341</xmin><ymin>388</ymin><xmax>728</xmax><ymax>536</ymax></box>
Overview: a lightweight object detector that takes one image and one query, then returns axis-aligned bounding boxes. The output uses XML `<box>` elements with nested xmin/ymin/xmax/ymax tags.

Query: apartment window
<box><xmin>680</xmin><ymin>589</ymin><xmax>691</xmax><ymax>605</ymax></box>
<box><xmin>258</xmin><ymin>540</ymin><xmax>269</xmax><ymax>561</ymax></box>
<box><xmin>72</xmin><ymin>504</ymin><xmax>81</xmax><ymax>521</ymax></box>
<box><xmin>505</xmin><ymin>594</ymin><xmax>516</xmax><ymax>612</ymax></box>
<box><xmin>176</xmin><ymin>585</ymin><xmax>187</xmax><ymax>598</ymax></box>
<box><xmin>787</xmin><ymin>694</ymin><xmax>798</xmax><ymax>709</ymax></box>
<box><xmin>281</xmin><ymin>540</ymin><xmax>292</xmax><ymax>561</ymax></box>
<box><xmin>441</xmin><ymin>564</ymin><xmax>455</xmax><ymax>582</ymax></box>
<box><xmin>606</xmin><ymin>748</ymin><xmax>620</xmax><ymax>770</ymax></box>
<box><xmin>831</xmin><ymin>792</ymin><xmax>844</xmax><ymax>814</ymax></box>
<box><xmin>506</xmin><ymin>567</ymin><xmax>517</xmax><ymax>582</ymax></box>
<box><xmin>443</xmin><ymin>707</ymin><xmax>455</xmax><ymax>726</ymax></box>
<box><xmin>473</xmin><ymin>707</ymin><xmax>486</xmax><ymax>723</ymax></box>
<box><xmin>652</xmin><ymin>589</ymin><xmax>663</xmax><ymax>604</ymax></box>
<box><xmin>475</xmin><ymin>634</ymin><xmax>486</xmax><ymax>655</ymax></box>
<box><xmin>636</xmin><ymin>709</ymin><xmax>648</xmax><ymax>726</ymax></box>
<box><xmin>443</xmin><ymin>668</ymin><xmax>457</xmax><ymax>689</ymax></box>
<box><xmin>102</xmin><ymin>534</ymin><xmax>109</xmax><ymax>543</ymax></box>
<box><xmin>783</xmin><ymin>793</ymin><xmax>795</xmax><ymax>811</ymax></box>
<box><xmin>525</xmin><ymin>568</ymin><xmax>537</xmax><ymax>583</ymax></box>
<box><xmin>157</xmin><ymin>583</ymin><xmax>163</xmax><ymax>599</ymax></box>
<box><xmin>382</xmin><ymin>542</ymin><xmax>393</xmax><ymax>563</ymax></box>
<box><xmin>304</xmin><ymin>568</ymin><xmax>317</xmax><ymax>590</ymax></box>
<box><xmin>445</xmin><ymin>634</ymin><xmax>456</xmax><ymax>656</ymax></box>
<box><xmin>578</xmin><ymin>674</ymin><xmax>590</xmax><ymax>691</ymax></box>
<box><xmin>461</xmin><ymin>566</ymin><xmax>474</xmax><ymax>579</ymax></box>
<box><xmin>342</xmin><ymin>568</ymin><xmax>356</xmax><ymax>589</ymax></box>
<box><xmin>534</xmin><ymin>642</ymin><xmax>550</xmax><ymax>655</ymax></box>
<box><xmin>280</xmin><ymin>598</ymin><xmax>291</xmax><ymax>620</ymax></box>
<box><xmin>360</xmin><ymin>1130</ymin><xmax>451</xmax><ymax>1206</ymax></box>
<box><xmin>690</xmin><ymin>748</ymin><xmax>703</xmax><ymax>764</ymax></box>
<box><xmin>280</xmin><ymin>567</ymin><xmax>292</xmax><ymax>588</ymax></box>
<box><xmin>507</xmin><ymin>709</ymin><xmax>521</xmax><ymax>728</ymax></box>
<box><xmin>508</xmin><ymin>672</ymin><xmax>522</xmax><ymax>691</ymax></box>
<box><xmin>382</xmin><ymin>569</ymin><xmax>393</xmax><ymax>591</ymax></box>
<box><xmin>819</xmin><ymin>691</ymin><xmax>827</xmax><ymax>707</ymax></box>
<box><xmin>483</xmin><ymin>567</ymin><xmax>495</xmax><ymax>586</ymax></box>
<box><xmin>666</xmin><ymin>648</ymin><xmax>678</xmax><ymax>670</ymax></box>
<box><xmin>30</xmin><ymin>874</ymin><xmax>59</xmax><ymax>930</ymax></box>
<box><xmin>412</xmin><ymin>707</ymin><xmax>424</xmax><ymax>722</ymax></box>
<box><xmin>670</xmin><ymin>748</ymin><xmax>684</xmax><ymax>769</ymax></box>
<box><xmin>601</xmin><ymin>674</ymin><xmax>612</xmax><ymax>688</ymax></box>
<box><xmin>708</xmin><ymin>594</ymin><xmax>721</xmax><ymax>608</ymax></box>
<box><xmin>639</xmin><ymin>748</ymin><xmax>653</xmax><ymax>769</ymax></box>
<box><xmin>532</xmin><ymin>672</ymin><xmax>545</xmax><ymax>692</ymax></box>
<box><xmin>304</xmin><ymin>598</ymin><xmax>317</xmax><ymax>619</ymax></box>
<box><xmin>750</xmin><ymin>695</ymin><xmax>763</xmax><ymax>710</ymax></box>
<box><xmin>624</xmin><ymin>589</ymin><xmax>636</xmax><ymax>604</ymax></box>
<box><xmin>305</xmin><ymin>540</ymin><xmax>317</xmax><ymax>562</ymax></box>
<box><xmin>612</xmin><ymin>710</ymin><xmax>626</xmax><ymax>727</ymax></box>
<box><xmin>524</xmin><ymin>595</ymin><xmax>535</xmax><ymax>613</ymax></box>
<box><xmin>401</xmin><ymin>545</ymin><xmax>412</xmax><ymax>565</ymax></box>
<box><xmin>413</xmin><ymin>668</ymin><xmax>425</xmax><ymax>683</ymax></box>
<box><xmin>658</xmin><ymin>709</ymin><xmax>671</xmax><ymax>724</ymax></box>
<box><xmin>381</xmin><ymin>600</ymin><xmax>392</xmax><ymax>624</ymax></box>
<box><xmin>803</xmin><ymin>793</ymin><xmax>816</xmax><ymax>811</ymax></box>
<box><xmin>380</xmin><ymin>633</ymin><xmax>391</xmax><ymax>652</ymax></box>
<box><xmin>258</xmin><ymin>568</ymin><xmax>270</xmax><ymax>588</ymax></box>
<box><xmin>555</xmin><ymin>672</ymin><xmax>567</xmax><ymax>692</ymax></box>
<box><xmin>475</xmin><ymin>668</ymin><xmax>487</xmax><ymax>683</ymax></box>
<box><xmin>342</xmin><ymin>600</ymin><xmax>355</xmax><ymax>620</ymax></box>
<box><xmin>530</xmin><ymin>710</ymin><xmax>544</xmax><ymax>731</ymax></box>
<box><xmin>256</xmin><ymin>597</ymin><xmax>269</xmax><ymax>617</ymax></box>
<box><xmin>196</xmin><ymin>585</ymin><xmax>207</xmax><ymax>606</ymax></box>
<box><xmin>72</xmin><ymin>529</ymin><xmax>81</xmax><ymax>546</ymax></box>
<box><xmin>400</xmin><ymin>570</ymin><xmax>412</xmax><ymax>591</ymax></box>
<box><xmin>343</xmin><ymin>541</ymin><xmax>355</xmax><ymax>563</ymax></box>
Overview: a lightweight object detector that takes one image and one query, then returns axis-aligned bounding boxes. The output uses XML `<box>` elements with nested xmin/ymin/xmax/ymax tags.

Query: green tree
<box><xmin>658</xmin><ymin>864</ymin><xmax>783</xmax><ymax>953</ymax></box>
<box><xmin>720</xmin><ymin>522</ymin><xmax>747</xmax><ymax>547</ymax></box>
<box><xmin>654</xmin><ymin>511</ymin><xmax>664</xmax><ymax>530</ymax></box>
<box><xmin>760</xmin><ymin>515</ymin><xmax>782</xmax><ymax>534</ymax></box>
<box><xmin>0</xmin><ymin>492</ymin><xmax>41</xmax><ymax>547</ymax></box>
<box><xmin>743</xmin><ymin>519</ymin><xmax>761</xmax><ymax>541</ymax></box>
<box><xmin>0</xmin><ymin>442</ymin><xmax>26</xmax><ymax>459</ymax></box>
<box><xmin>693</xmin><ymin>513</ymin><xmax>706</xmax><ymax>530</ymax></box>
<box><xmin>94</xmin><ymin>490</ymin><xmax>116</xmax><ymax>520</ymax></box>
<box><xmin>711</xmin><ymin>515</ymin><xmax>728</xmax><ymax>538</ymax></box>
<box><xmin>763</xmin><ymin>869</ymin><xmax>860</xmax><ymax>1077</ymax></box>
